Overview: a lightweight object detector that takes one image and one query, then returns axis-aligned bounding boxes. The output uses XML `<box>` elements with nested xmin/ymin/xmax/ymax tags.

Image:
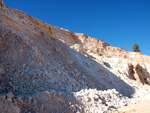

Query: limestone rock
<box><xmin>0</xmin><ymin>99</ymin><xmax>20</xmax><ymax>113</ymax></box>
<box><xmin>6</xmin><ymin>92</ymin><xmax>14</xmax><ymax>98</ymax></box>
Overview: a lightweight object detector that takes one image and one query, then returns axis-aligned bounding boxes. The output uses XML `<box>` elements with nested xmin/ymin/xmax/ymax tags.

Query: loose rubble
<box><xmin>74</xmin><ymin>89</ymin><xmax>135</xmax><ymax>113</ymax></box>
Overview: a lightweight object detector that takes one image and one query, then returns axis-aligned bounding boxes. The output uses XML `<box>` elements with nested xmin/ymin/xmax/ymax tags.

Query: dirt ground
<box><xmin>111</xmin><ymin>95</ymin><xmax>150</xmax><ymax>113</ymax></box>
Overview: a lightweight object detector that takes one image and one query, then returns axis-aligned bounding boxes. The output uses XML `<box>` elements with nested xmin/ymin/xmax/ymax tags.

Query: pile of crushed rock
<box><xmin>0</xmin><ymin>89</ymin><xmax>135</xmax><ymax>113</ymax></box>
<box><xmin>73</xmin><ymin>88</ymin><xmax>135</xmax><ymax>112</ymax></box>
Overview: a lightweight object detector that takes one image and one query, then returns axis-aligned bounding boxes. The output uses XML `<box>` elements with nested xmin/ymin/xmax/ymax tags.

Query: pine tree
<box><xmin>132</xmin><ymin>43</ymin><xmax>140</xmax><ymax>52</ymax></box>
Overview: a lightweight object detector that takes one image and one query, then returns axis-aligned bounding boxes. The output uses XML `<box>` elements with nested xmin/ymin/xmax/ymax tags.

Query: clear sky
<box><xmin>4</xmin><ymin>0</ymin><xmax>150</xmax><ymax>55</ymax></box>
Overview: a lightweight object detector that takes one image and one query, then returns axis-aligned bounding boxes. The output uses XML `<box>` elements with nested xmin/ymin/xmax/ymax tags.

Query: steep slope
<box><xmin>0</xmin><ymin>4</ymin><xmax>135</xmax><ymax>96</ymax></box>
<box><xmin>0</xmin><ymin>1</ymin><xmax>150</xmax><ymax>112</ymax></box>
<box><xmin>1</xmin><ymin>1</ymin><xmax>150</xmax><ymax>86</ymax></box>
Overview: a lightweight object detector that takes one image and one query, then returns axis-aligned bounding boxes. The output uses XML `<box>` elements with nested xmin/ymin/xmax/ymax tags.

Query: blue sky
<box><xmin>4</xmin><ymin>0</ymin><xmax>150</xmax><ymax>55</ymax></box>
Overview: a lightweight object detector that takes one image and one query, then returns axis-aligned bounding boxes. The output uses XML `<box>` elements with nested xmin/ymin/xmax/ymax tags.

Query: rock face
<box><xmin>0</xmin><ymin>2</ymin><xmax>150</xmax><ymax>113</ymax></box>
<box><xmin>133</xmin><ymin>64</ymin><xmax>150</xmax><ymax>85</ymax></box>
<box><xmin>0</xmin><ymin>0</ymin><xmax>4</xmax><ymax>8</ymax></box>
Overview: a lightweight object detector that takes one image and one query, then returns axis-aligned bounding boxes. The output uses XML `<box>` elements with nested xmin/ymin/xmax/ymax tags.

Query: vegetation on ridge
<box><xmin>132</xmin><ymin>43</ymin><xmax>140</xmax><ymax>52</ymax></box>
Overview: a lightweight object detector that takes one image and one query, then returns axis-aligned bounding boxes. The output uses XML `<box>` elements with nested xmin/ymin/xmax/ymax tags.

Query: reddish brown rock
<box><xmin>0</xmin><ymin>0</ymin><xmax>4</xmax><ymax>7</ymax></box>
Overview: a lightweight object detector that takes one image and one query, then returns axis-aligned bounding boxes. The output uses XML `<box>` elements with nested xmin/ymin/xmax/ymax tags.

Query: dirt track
<box><xmin>112</xmin><ymin>95</ymin><xmax>150</xmax><ymax>113</ymax></box>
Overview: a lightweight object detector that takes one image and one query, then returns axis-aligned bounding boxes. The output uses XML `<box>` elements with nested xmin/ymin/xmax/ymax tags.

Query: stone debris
<box><xmin>74</xmin><ymin>89</ymin><xmax>135</xmax><ymax>113</ymax></box>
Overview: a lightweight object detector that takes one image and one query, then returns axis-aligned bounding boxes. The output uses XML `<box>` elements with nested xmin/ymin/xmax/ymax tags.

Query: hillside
<box><xmin>0</xmin><ymin>1</ymin><xmax>150</xmax><ymax>112</ymax></box>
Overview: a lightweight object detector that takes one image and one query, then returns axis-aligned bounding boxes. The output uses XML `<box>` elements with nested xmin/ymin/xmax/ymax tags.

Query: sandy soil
<box><xmin>111</xmin><ymin>95</ymin><xmax>150</xmax><ymax>113</ymax></box>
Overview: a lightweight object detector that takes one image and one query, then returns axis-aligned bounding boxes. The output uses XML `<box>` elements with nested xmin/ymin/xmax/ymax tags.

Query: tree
<box><xmin>132</xmin><ymin>43</ymin><xmax>140</xmax><ymax>52</ymax></box>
